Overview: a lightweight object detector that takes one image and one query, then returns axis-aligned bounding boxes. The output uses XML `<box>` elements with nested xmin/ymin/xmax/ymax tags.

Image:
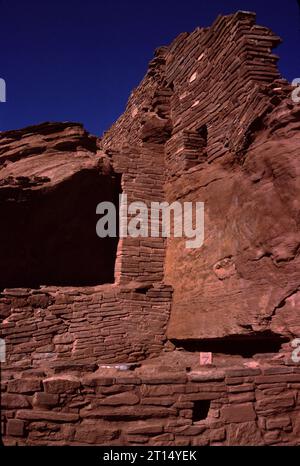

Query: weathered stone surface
<box><xmin>81</xmin><ymin>375</ymin><xmax>115</xmax><ymax>387</ymax></box>
<box><xmin>161</xmin><ymin>15</ymin><xmax>300</xmax><ymax>343</ymax></box>
<box><xmin>189</xmin><ymin>371</ymin><xmax>225</xmax><ymax>382</ymax></box>
<box><xmin>74</xmin><ymin>424</ymin><xmax>120</xmax><ymax>444</ymax></box>
<box><xmin>6</xmin><ymin>419</ymin><xmax>25</xmax><ymax>437</ymax></box>
<box><xmin>80</xmin><ymin>406</ymin><xmax>177</xmax><ymax>419</ymax></box>
<box><xmin>0</xmin><ymin>122</ymin><xmax>99</xmax><ymax>187</ymax></box>
<box><xmin>256</xmin><ymin>374</ymin><xmax>300</xmax><ymax>384</ymax></box>
<box><xmin>228</xmin><ymin>383</ymin><xmax>255</xmax><ymax>393</ymax></box>
<box><xmin>141</xmin><ymin>373</ymin><xmax>187</xmax><ymax>384</ymax></box>
<box><xmin>32</xmin><ymin>392</ymin><xmax>60</xmax><ymax>408</ymax></box>
<box><xmin>227</xmin><ymin>421</ymin><xmax>263</xmax><ymax>446</ymax></box>
<box><xmin>1</xmin><ymin>10</ymin><xmax>300</xmax><ymax>447</ymax></box>
<box><xmin>256</xmin><ymin>394</ymin><xmax>295</xmax><ymax>412</ymax></box>
<box><xmin>16</xmin><ymin>410</ymin><xmax>79</xmax><ymax>422</ymax></box>
<box><xmin>2</xmin><ymin>393</ymin><xmax>30</xmax><ymax>409</ymax></box>
<box><xmin>222</xmin><ymin>403</ymin><xmax>256</xmax><ymax>423</ymax></box>
<box><xmin>43</xmin><ymin>376</ymin><xmax>80</xmax><ymax>394</ymax></box>
<box><xmin>210</xmin><ymin>427</ymin><xmax>226</xmax><ymax>442</ymax></box>
<box><xmin>228</xmin><ymin>392</ymin><xmax>255</xmax><ymax>404</ymax></box>
<box><xmin>127</xmin><ymin>423</ymin><xmax>164</xmax><ymax>435</ymax></box>
<box><xmin>266</xmin><ymin>415</ymin><xmax>291</xmax><ymax>430</ymax></box>
<box><xmin>94</xmin><ymin>392</ymin><xmax>139</xmax><ymax>406</ymax></box>
<box><xmin>7</xmin><ymin>378</ymin><xmax>41</xmax><ymax>394</ymax></box>
<box><xmin>53</xmin><ymin>333</ymin><xmax>74</xmax><ymax>345</ymax></box>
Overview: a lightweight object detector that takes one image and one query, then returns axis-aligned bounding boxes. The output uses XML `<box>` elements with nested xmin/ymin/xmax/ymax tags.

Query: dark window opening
<box><xmin>171</xmin><ymin>332</ymin><xmax>289</xmax><ymax>358</ymax></box>
<box><xmin>192</xmin><ymin>400</ymin><xmax>211</xmax><ymax>422</ymax></box>
<box><xmin>0</xmin><ymin>170</ymin><xmax>122</xmax><ymax>289</ymax></box>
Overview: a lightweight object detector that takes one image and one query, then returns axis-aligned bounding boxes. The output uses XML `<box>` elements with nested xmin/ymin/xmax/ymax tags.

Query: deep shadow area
<box><xmin>192</xmin><ymin>400</ymin><xmax>211</xmax><ymax>422</ymax></box>
<box><xmin>0</xmin><ymin>169</ymin><xmax>121</xmax><ymax>288</ymax></box>
<box><xmin>171</xmin><ymin>332</ymin><xmax>290</xmax><ymax>358</ymax></box>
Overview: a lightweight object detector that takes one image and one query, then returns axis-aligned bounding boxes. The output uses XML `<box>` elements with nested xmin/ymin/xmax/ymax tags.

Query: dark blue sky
<box><xmin>0</xmin><ymin>0</ymin><xmax>299</xmax><ymax>136</ymax></box>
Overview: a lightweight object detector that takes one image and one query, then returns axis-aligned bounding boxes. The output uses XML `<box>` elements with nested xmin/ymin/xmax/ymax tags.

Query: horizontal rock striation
<box><xmin>2</xmin><ymin>363</ymin><xmax>300</xmax><ymax>446</ymax></box>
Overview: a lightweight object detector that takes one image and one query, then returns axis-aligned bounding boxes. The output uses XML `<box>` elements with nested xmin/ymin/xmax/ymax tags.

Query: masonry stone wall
<box><xmin>1</xmin><ymin>11</ymin><xmax>300</xmax><ymax>446</ymax></box>
<box><xmin>1</xmin><ymin>285</ymin><xmax>172</xmax><ymax>366</ymax></box>
<box><xmin>2</xmin><ymin>364</ymin><xmax>300</xmax><ymax>446</ymax></box>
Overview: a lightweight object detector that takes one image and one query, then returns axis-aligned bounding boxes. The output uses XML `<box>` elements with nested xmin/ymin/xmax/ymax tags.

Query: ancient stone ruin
<box><xmin>1</xmin><ymin>11</ymin><xmax>300</xmax><ymax>446</ymax></box>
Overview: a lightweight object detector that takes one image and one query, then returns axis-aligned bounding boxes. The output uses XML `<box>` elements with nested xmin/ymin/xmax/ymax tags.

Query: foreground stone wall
<box><xmin>1</xmin><ymin>285</ymin><xmax>172</xmax><ymax>366</ymax></box>
<box><xmin>2</xmin><ymin>362</ymin><xmax>300</xmax><ymax>446</ymax></box>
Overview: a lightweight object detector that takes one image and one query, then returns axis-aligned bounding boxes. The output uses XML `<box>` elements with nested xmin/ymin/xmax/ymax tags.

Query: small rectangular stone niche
<box><xmin>192</xmin><ymin>400</ymin><xmax>211</xmax><ymax>422</ymax></box>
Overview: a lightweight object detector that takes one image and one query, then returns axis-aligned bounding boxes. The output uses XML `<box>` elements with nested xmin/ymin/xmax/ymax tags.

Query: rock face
<box><xmin>0</xmin><ymin>123</ymin><xmax>172</xmax><ymax>365</ymax></box>
<box><xmin>100</xmin><ymin>11</ymin><xmax>300</xmax><ymax>346</ymax></box>
<box><xmin>165</xmin><ymin>89</ymin><xmax>300</xmax><ymax>343</ymax></box>
<box><xmin>1</xmin><ymin>11</ymin><xmax>300</xmax><ymax>446</ymax></box>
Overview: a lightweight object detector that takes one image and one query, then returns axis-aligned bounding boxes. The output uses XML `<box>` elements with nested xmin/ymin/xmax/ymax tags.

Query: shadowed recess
<box><xmin>192</xmin><ymin>400</ymin><xmax>211</xmax><ymax>422</ymax></box>
<box><xmin>0</xmin><ymin>170</ymin><xmax>122</xmax><ymax>288</ymax></box>
<box><xmin>171</xmin><ymin>332</ymin><xmax>290</xmax><ymax>357</ymax></box>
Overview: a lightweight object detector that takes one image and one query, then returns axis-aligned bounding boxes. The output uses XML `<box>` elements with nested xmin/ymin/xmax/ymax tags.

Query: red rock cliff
<box><xmin>1</xmin><ymin>11</ymin><xmax>300</xmax><ymax>446</ymax></box>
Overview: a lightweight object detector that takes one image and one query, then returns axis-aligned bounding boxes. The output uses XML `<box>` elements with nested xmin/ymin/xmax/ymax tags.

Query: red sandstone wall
<box><xmin>1</xmin><ymin>285</ymin><xmax>172</xmax><ymax>366</ymax></box>
<box><xmin>2</xmin><ymin>363</ymin><xmax>300</xmax><ymax>446</ymax></box>
<box><xmin>111</xmin><ymin>144</ymin><xmax>167</xmax><ymax>285</ymax></box>
<box><xmin>98</xmin><ymin>11</ymin><xmax>300</xmax><ymax>344</ymax></box>
<box><xmin>0</xmin><ymin>121</ymin><xmax>172</xmax><ymax>365</ymax></box>
<box><xmin>165</xmin><ymin>97</ymin><xmax>300</xmax><ymax>342</ymax></box>
<box><xmin>162</xmin><ymin>12</ymin><xmax>299</xmax><ymax>342</ymax></box>
<box><xmin>1</xmin><ymin>11</ymin><xmax>300</xmax><ymax>447</ymax></box>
